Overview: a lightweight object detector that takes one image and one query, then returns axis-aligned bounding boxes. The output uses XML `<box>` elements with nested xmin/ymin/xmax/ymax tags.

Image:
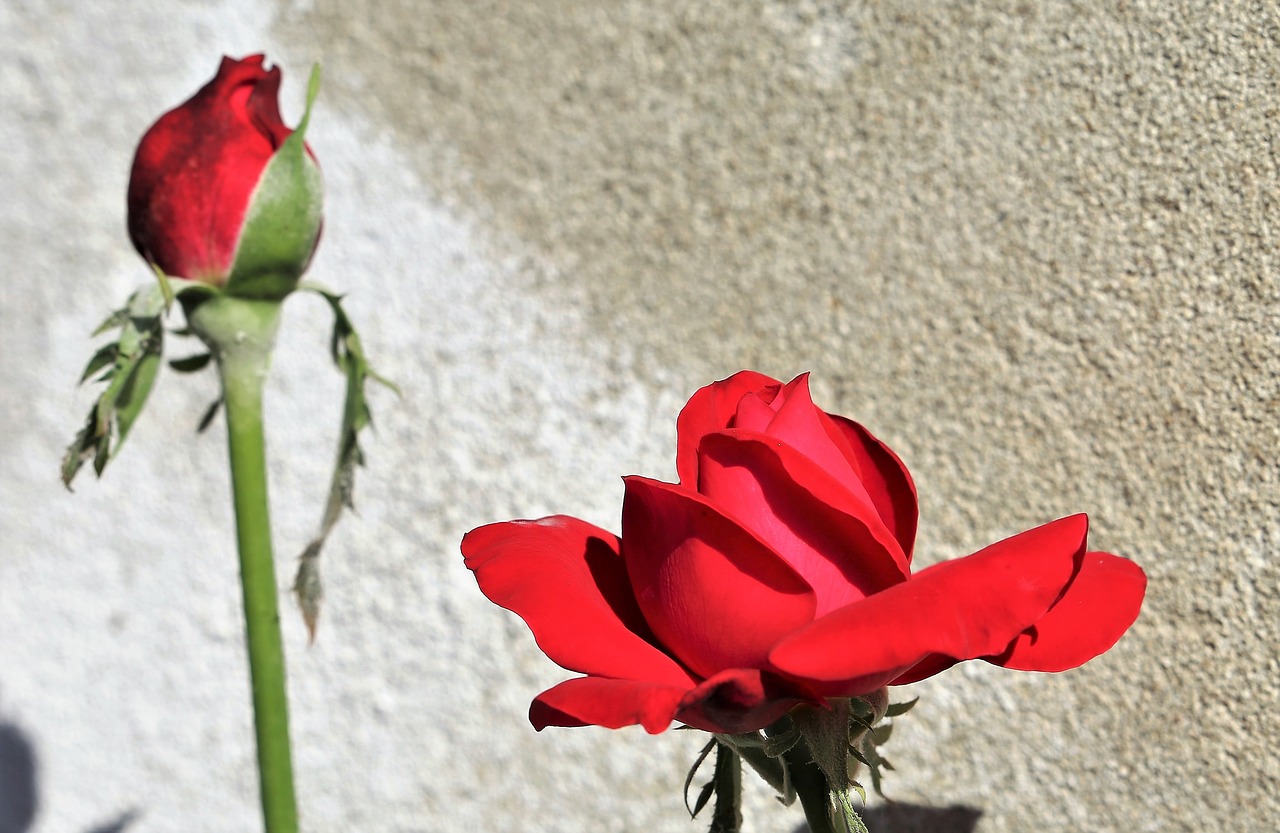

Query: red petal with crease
<box><xmin>829</xmin><ymin>415</ymin><xmax>919</xmax><ymax>561</ymax></box>
<box><xmin>993</xmin><ymin>550</ymin><xmax>1147</xmax><ymax>671</ymax></box>
<box><xmin>463</xmin><ymin>517</ymin><xmax>695</xmax><ymax>687</ymax></box>
<box><xmin>676</xmin><ymin>371</ymin><xmax>781</xmax><ymax>485</ymax></box>
<box><xmin>530</xmin><ymin>677</ymin><xmax>691</xmax><ymax>734</ymax></box>
<box><xmin>769</xmin><ymin>516</ymin><xmax>1089</xmax><ymax>690</ymax></box>
<box><xmin>622</xmin><ymin>477</ymin><xmax>816</xmax><ymax>678</ymax></box>
<box><xmin>676</xmin><ymin>668</ymin><xmax>814</xmax><ymax>734</ymax></box>
<box><xmin>697</xmin><ymin>431</ymin><xmax>908</xmax><ymax>615</ymax></box>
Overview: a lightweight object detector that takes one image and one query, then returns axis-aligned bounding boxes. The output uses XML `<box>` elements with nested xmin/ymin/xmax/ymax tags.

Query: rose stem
<box><xmin>196</xmin><ymin>296</ymin><xmax>299</xmax><ymax>833</ymax></box>
<box><xmin>710</xmin><ymin>741</ymin><xmax>742</xmax><ymax>833</ymax></box>
<box><xmin>782</xmin><ymin>744</ymin><xmax>839</xmax><ymax>833</ymax></box>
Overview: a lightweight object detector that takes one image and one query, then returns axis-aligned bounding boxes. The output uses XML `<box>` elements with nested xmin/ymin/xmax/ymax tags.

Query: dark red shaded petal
<box><xmin>676</xmin><ymin>371</ymin><xmax>781</xmax><ymax>486</ymax></box>
<box><xmin>887</xmin><ymin>653</ymin><xmax>959</xmax><ymax>686</ymax></box>
<box><xmin>463</xmin><ymin>516</ymin><xmax>695</xmax><ymax>687</ymax></box>
<box><xmin>622</xmin><ymin>477</ymin><xmax>816</xmax><ymax>679</ymax></box>
<box><xmin>675</xmin><ymin>668</ymin><xmax>815</xmax><ymax>734</ymax></box>
<box><xmin>697</xmin><ymin>431</ymin><xmax>908</xmax><ymax>615</ymax></box>
<box><xmin>127</xmin><ymin>55</ymin><xmax>287</xmax><ymax>282</ymax></box>
<box><xmin>992</xmin><ymin>550</ymin><xmax>1147</xmax><ymax>672</ymax></box>
<box><xmin>828</xmin><ymin>415</ymin><xmax>919</xmax><ymax>561</ymax></box>
<box><xmin>769</xmin><ymin>516</ymin><xmax>1089</xmax><ymax>691</ymax></box>
<box><xmin>530</xmin><ymin>677</ymin><xmax>691</xmax><ymax>734</ymax></box>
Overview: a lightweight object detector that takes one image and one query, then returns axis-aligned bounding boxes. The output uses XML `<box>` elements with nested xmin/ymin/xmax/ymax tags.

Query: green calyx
<box><xmin>224</xmin><ymin>64</ymin><xmax>324</xmax><ymax>301</ymax></box>
<box><xmin>707</xmin><ymin>690</ymin><xmax>916</xmax><ymax>833</ymax></box>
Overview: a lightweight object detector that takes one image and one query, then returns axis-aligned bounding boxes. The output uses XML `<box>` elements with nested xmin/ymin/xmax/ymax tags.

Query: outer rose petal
<box><xmin>128</xmin><ymin>55</ymin><xmax>287</xmax><ymax>282</ymax></box>
<box><xmin>828</xmin><ymin>415</ymin><xmax>919</xmax><ymax>561</ymax></box>
<box><xmin>622</xmin><ymin>477</ymin><xmax>816</xmax><ymax>679</ymax></box>
<box><xmin>993</xmin><ymin>550</ymin><xmax>1147</xmax><ymax>671</ymax></box>
<box><xmin>676</xmin><ymin>371</ymin><xmax>781</xmax><ymax>485</ymax></box>
<box><xmin>676</xmin><ymin>668</ymin><xmax>815</xmax><ymax>734</ymax></box>
<box><xmin>696</xmin><ymin>430</ymin><xmax>908</xmax><ymax>614</ymax></box>
<box><xmin>530</xmin><ymin>677</ymin><xmax>691</xmax><ymax>734</ymax></box>
<box><xmin>769</xmin><ymin>516</ymin><xmax>1090</xmax><ymax>693</ymax></box>
<box><xmin>463</xmin><ymin>516</ymin><xmax>695</xmax><ymax>687</ymax></box>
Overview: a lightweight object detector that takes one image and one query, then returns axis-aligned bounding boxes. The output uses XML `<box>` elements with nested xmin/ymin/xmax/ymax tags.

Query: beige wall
<box><xmin>2</xmin><ymin>1</ymin><xmax>1276</xmax><ymax>831</ymax></box>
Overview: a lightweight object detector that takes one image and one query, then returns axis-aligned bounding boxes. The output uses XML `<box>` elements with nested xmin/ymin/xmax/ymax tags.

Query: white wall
<box><xmin>2</xmin><ymin>1</ymin><xmax>1277</xmax><ymax>831</ymax></box>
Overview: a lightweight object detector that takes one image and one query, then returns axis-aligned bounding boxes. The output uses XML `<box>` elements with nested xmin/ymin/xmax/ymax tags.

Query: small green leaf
<box><xmin>197</xmin><ymin>396</ymin><xmax>223</xmax><ymax>433</ymax></box>
<box><xmin>287</xmin><ymin>285</ymin><xmax>396</xmax><ymax>638</ymax></box>
<box><xmin>150</xmin><ymin>262</ymin><xmax>175</xmax><ymax>310</ymax></box>
<box><xmin>114</xmin><ymin>350</ymin><xmax>161</xmax><ymax>444</ymax></box>
<box><xmin>79</xmin><ymin>344</ymin><xmax>120</xmax><ymax>383</ymax></box>
<box><xmin>169</xmin><ymin>353</ymin><xmax>213</xmax><ymax>373</ymax></box>
<box><xmin>870</xmin><ymin>722</ymin><xmax>893</xmax><ymax>746</ymax></box>
<box><xmin>62</xmin><ymin>284</ymin><xmax>170</xmax><ymax>488</ymax></box>
<box><xmin>692</xmin><ymin>779</ymin><xmax>715</xmax><ymax>819</ymax></box>
<box><xmin>293</xmin><ymin>541</ymin><xmax>324</xmax><ymax>644</ymax></box>
<box><xmin>92</xmin><ymin>307</ymin><xmax>129</xmax><ymax>337</ymax></box>
<box><xmin>684</xmin><ymin>738</ymin><xmax>717</xmax><ymax>818</ymax></box>
<box><xmin>836</xmin><ymin>790</ymin><xmax>870</xmax><ymax>833</ymax></box>
<box><xmin>885</xmin><ymin>697</ymin><xmax>918</xmax><ymax>718</ymax></box>
<box><xmin>763</xmin><ymin>728</ymin><xmax>801</xmax><ymax>758</ymax></box>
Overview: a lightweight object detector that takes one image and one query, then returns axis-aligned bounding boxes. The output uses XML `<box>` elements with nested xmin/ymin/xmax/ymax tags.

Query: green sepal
<box><xmin>62</xmin><ymin>284</ymin><xmax>168</xmax><ymax>488</ymax></box>
<box><xmin>79</xmin><ymin>344</ymin><xmax>120</xmax><ymax>383</ymax></box>
<box><xmin>834</xmin><ymin>789</ymin><xmax>870</xmax><ymax>833</ymax></box>
<box><xmin>290</xmin><ymin>283</ymin><xmax>397</xmax><ymax>640</ymax></box>
<box><xmin>684</xmin><ymin>738</ymin><xmax>717</xmax><ymax>818</ymax></box>
<box><xmin>169</xmin><ymin>353</ymin><xmax>213</xmax><ymax>373</ymax></box>
<box><xmin>63</xmin><ymin>273</ymin><xmax>220</xmax><ymax>488</ymax></box>
<box><xmin>197</xmin><ymin>396</ymin><xmax>224</xmax><ymax>433</ymax></box>
<box><xmin>224</xmin><ymin>64</ymin><xmax>324</xmax><ymax>301</ymax></box>
<box><xmin>884</xmin><ymin>697</ymin><xmax>918</xmax><ymax>718</ymax></box>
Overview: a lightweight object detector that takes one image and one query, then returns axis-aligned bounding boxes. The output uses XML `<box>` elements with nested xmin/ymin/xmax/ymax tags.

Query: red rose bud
<box><xmin>127</xmin><ymin>55</ymin><xmax>323</xmax><ymax>299</ymax></box>
<box><xmin>463</xmin><ymin>371</ymin><xmax>1148</xmax><ymax>735</ymax></box>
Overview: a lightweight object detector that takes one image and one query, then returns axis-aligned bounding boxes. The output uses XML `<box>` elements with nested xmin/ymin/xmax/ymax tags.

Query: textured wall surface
<box><xmin>2</xmin><ymin>1</ymin><xmax>1277</xmax><ymax>832</ymax></box>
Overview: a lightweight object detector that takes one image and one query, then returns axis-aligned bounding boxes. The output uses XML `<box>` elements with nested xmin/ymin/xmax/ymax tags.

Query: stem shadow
<box><xmin>792</xmin><ymin>802</ymin><xmax>983</xmax><ymax>833</ymax></box>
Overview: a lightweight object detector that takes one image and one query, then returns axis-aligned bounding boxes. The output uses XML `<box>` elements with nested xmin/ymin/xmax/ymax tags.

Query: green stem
<box><xmin>710</xmin><ymin>742</ymin><xmax>742</xmax><ymax>833</ymax></box>
<box><xmin>783</xmin><ymin>745</ymin><xmax>837</xmax><ymax>833</ymax></box>
<box><xmin>192</xmin><ymin>296</ymin><xmax>298</xmax><ymax>833</ymax></box>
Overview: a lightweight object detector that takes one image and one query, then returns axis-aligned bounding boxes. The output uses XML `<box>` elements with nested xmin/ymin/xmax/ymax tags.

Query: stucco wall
<box><xmin>2</xmin><ymin>1</ymin><xmax>1277</xmax><ymax>831</ymax></box>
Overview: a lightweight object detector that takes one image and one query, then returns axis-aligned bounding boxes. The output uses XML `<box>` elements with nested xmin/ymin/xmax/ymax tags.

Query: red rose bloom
<box><xmin>463</xmin><ymin>371</ymin><xmax>1147</xmax><ymax>734</ymax></box>
<box><xmin>127</xmin><ymin>54</ymin><xmax>319</xmax><ymax>288</ymax></box>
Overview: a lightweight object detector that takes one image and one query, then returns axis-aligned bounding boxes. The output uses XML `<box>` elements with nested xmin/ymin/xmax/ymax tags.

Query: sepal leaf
<box><xmin>224</xmin><ymin>65</ymin><xmax>324</xmax><ymax>301</ymax></box>
<box><xmin>62</xmin><ymin>285</ymin><xmax>168</xmax><ymax>487</ymax></box>
<box><xmin>291</xmin><ymin>283</ymin><xmax>397</xmax><ymax>639</ymax></box>
<box><xmin>885</xmin><ymin>697</ymin><xmax>918</xmax><ymax>718</ymax></box>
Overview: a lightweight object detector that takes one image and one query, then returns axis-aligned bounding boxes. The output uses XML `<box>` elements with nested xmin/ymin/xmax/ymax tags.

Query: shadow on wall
<box><xmin>0</xmin><ymin>720</ymin><xmax>37</xmax><ymax>833</ymax></box>
<box><xmin>0</xmin><ymin>717</ymin><xmax>141</xmax><ymax>833</ymax></box>
<box><xmin>792</xmin><ymin>803</ymin><xmax>982</xmax><ymax>833</ymax></box>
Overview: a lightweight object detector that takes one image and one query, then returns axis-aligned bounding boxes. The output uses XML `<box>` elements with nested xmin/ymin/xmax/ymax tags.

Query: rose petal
<box><xmin>463</xmin><ymin>516</ymin><xmax>695</xmax><ymax>687</ymax></box>
<box><xmin>622</xmin><ymin>477</ymin><xmax>816</xmax><ymax>678</ymax></box>
<box><xmin>697</xmin><ymin>430</ymin><xmax>908</xmax><ymax>615</ymax></box>
<box><xmin>828</xmin><ymin>415</ymin><xmax>919</xmax><ymax>561</ymax></box>
<box><xmin>676</xmin><ymin>668</ymin><xmax>814</xmax><ymax>734</ymax></box>
<box><xmin>127</xmin><ymin>56</ymin><xmax>285</xmax><ymax>281</ymax></box>
<box><xmin>676</xmin><ymin>371</ymin><xmax>781</xmax><ymax>485</ymax></box>
<box><xmin>887</xmin><ymin>653</ymin><xmax>958</xmax><ymax>686</ymax></box>
<box><xmin>530</xmin><ymin>677</ymin><xmax>691</xmax><ymax>734</ymax></box>
<box><xmin>752</xmin><ymin>377</ymin><xmax>862</xmax><ymax>486</ymax></box>
<box><xmin>992</xmin><ymin>550</ymin><xmax>1147</xmax><ymax>672</ymax></box>
<box><xmin>769</xmin><ymin>515</ymin><xmax>1090</xmax><ymax>692</ymax></box>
